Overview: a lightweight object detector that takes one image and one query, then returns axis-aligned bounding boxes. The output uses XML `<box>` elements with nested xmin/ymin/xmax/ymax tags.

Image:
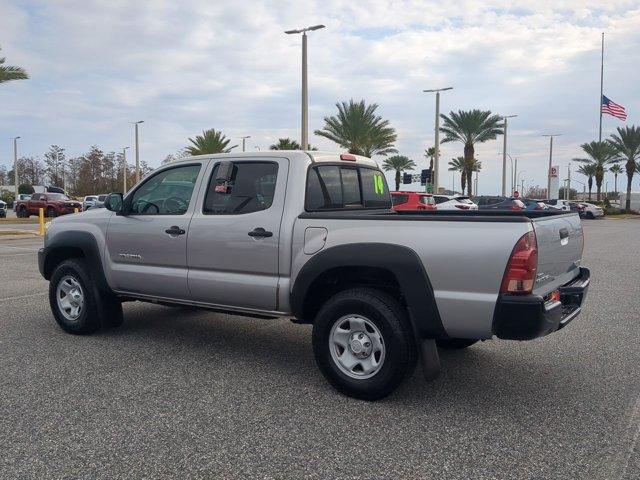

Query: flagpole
<box><xmin>599</xmin><ymin>32</ymin><xmax>604</xmax><ymax>141</ymax></box>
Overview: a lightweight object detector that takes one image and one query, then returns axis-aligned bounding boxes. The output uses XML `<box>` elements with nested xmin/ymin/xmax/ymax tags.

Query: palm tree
<box><xmin>609</xmin><ymin>163</ymin><xmax>623</xmax><ymax>197</ymax></box>
<box><xmin>608</xmin><ymin>126</ymin><xmax>640</xmax><ymax>212</ymax></box>
<box><xmin>573</xmin><ymin>141</ymin><xmax>617</xmax><ymax>201</ymax></box>
<box><xmin>439</xmin><ymin>110</ymin><xmax>503</xmax><ymax>188</ymax></box>
<box><xmin>577</xmin><ymin>163</ymin><xmax>597</xmax><ymax>200</ymax></box>
<box><xmin>448</xmin><ymin>156</ymin><xmax>481</xmax><ymax>195</ymax></box>
<box><xmin>466</xmin><ymin>157</ymin><xmax>482</xmax><ymax>196</ymax></box>
<box><xmin>424</xmin><ymin>147</ymin><xmax>436</xmax><ymax>171</ymax></box>
<box><xmin>448</xmin><ymin>157</ymin><xmax>467</xmax><ymax>193</ymax></box>
<box><xmin>314</xmin><ymin>99</ymin><xmax>397</xmax><ymax>157</ymax></box>
<box><xmin>382</xmin><ymin>155</ymin><xmax>416</xmax><ymax>191</ymax></box>
<box><xmin>270</xmin><ymin>138</ymin><xmax>301</xmax><ymax>150</ymax></box>
<box><xmin>0</xmin><ymin>46</ymin><xmax>28</xmax><ymax>84</ymax></box>
<box><xmin>185</xmin><ymin>129</ymin><xmax>237</xmax><ymax>156</ymax></box>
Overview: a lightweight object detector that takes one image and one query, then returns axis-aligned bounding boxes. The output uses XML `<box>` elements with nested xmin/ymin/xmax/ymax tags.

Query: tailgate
<box><xmin>532</xmin><ymin>213</ymin><xmax>584</xmax><ymax>295</ymax></box>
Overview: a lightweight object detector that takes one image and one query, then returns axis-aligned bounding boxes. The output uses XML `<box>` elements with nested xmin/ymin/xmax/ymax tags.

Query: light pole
<box><xmin>285</xmin><ymin>24</ymin><xmax>325</xmax><ymax>150</ymax></box>
<box><xmin>498</xmin><ymin>152</ymin><xmax>517</xmax><ymax>193</ymax></box>
<box><xmin>239</xmin><ymin>136</ymin><xmax>251</xmax><ymax>152</ymax></box>
<box><xmin>12</xmin><ymin>136</ymin><xmax>20</xmax><ymax>200</ymax></box>
<box><xmin>132</xmin><ymin>120</ymin><xmax>144</xmax><ymax>184</ymax></box>
<box><xmin>516</xmin><ymin>170</ymin><xmax>527</xmax><ymax>193</ymax></box>
<box><xmin>423</xmin><ymin>87</ymin><xmax>453</xmax><ymax>194</ymax></box>
<box><xmin>501</xmin><ymin>115</ymin><xmax>517</xmax><ymax>196</ymax></box>
<box><xmin>122</xmin><ymin>147</ymin><xmax>130</xmax><ymax>193</ymax></box>
<box><xmin>542</xmin><ymin>134</ymin><xmax>562</xmax><ymax>198</ymax></box>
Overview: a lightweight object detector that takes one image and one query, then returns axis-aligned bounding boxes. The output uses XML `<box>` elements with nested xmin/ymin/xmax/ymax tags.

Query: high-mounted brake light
<box><xmin>500</xmin><ymin>231</ymin><xmax>538</xmax><ymax>295</ymax></box>
<box><xmin>340</xmin><ymin>153</ymin><xmax>356</xmax><ymax>161</ymax></box>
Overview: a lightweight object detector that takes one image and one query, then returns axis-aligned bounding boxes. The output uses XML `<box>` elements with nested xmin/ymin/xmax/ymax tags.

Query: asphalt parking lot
<box><xmin>1</xmin><ymin>219</ymin><xmax>639</xmax><ymax>479</ymax></box>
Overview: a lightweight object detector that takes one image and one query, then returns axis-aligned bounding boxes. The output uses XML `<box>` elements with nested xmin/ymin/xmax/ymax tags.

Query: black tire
<box><xmin>312</xmin><ymin>288</ymin><xmax>417</xmax><ymax>401</ymax></box>
<box><xmin>49</xmin><ymin>258</ymin><xmax>102</xmax><ymax>335</ymax></box>
<box><xmin>586</xmin><ymin>211</ymin><xmax>594</xmax><ymax>219</ymax></box>
<box><xmin>436</xmin><ymin>338</ymin><xmax>478</xmax><ymax>349</ymax></box>
<box><xmin>17</xmin><ymin>207</ymin><xmax>28</xmax><ymax>218</ymax></box>
<box><xmin>46</xmin><ymin>207</ymin><xmax>56</xmax><ymax>218</ymax></box>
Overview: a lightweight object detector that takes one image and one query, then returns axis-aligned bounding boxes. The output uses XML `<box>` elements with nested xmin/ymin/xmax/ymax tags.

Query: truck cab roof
<box><xmin>174</xmin><ymin>151</ymin><xmax>380</xmax><ymax>169</ymax></box>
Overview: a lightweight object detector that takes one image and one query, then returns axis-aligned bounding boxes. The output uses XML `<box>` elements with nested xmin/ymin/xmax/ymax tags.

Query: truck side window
<box><xmin>204</xmin><ymin>162</ymin><xmax>278</xmax><ymax>215</ymax></box>
<box><xmin>129</xmin><ymin>164</ymin><xmax>201</xmax><ymax>215</ymax></box>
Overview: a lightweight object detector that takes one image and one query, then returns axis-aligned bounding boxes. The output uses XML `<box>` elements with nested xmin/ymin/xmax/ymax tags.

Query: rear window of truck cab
<box><xmin>305</xmin><ymin>165</ymin><xmax>391</xmax><ymax>211</ymax></box>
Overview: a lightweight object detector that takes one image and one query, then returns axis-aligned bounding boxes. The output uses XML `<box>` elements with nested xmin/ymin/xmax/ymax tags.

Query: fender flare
<box><xmin>290</xmin><ymin>243</ymin><xmax>447</xmax><ymax>339</ymax></box>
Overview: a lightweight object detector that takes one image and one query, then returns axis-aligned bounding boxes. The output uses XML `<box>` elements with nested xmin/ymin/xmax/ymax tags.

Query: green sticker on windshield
<box><xmin>373</xmin><ymin>173</ymin><xmax>385</xmax><ymax>195</ymax></box>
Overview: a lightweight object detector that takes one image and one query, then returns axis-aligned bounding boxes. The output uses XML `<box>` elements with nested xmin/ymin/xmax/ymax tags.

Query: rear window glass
<box><xmin>456</xmin><ymin>197</ymin><xmax>474</xmax><ymax>204</ymax></box>
<box><xmin>341</xmin><ymin>168</ymin><xmax>362</xmax><ymax>207</ymax></box>
<box><xmin>360</xmin><ymin>168</ymin><xmax>391</xmax><ymax>208</ymax></box>
<box><xmin>433</xmin><ymin>196</ymin><xmax>449</xmax><ymax>204</ymax></box>
<box><xmin>391</xmin><ymin>194</ymin><xmax>409</xmax><ymax>205</ymax></box>
<box><xmin>305</xmin><ymin>165</ymin><xmax>391</xmax><ymax>211</ymax></box>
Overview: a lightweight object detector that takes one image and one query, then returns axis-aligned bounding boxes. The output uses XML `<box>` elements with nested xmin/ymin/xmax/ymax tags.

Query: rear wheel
<box><xmin>312</xmin><ymin>288</ymin><xmax>417</xmax><ymax>401</ymax></box>
<box><xmin>17</xmin><ymin>206</ymin><xmax>28</xmax><ymax>218</ymax></box>
<box><xmin>586</xmin><ymin>211</ymin><xmax>594</xmax><ymax>219</ymax></box>
<box><xmin>46</xmin><ymin>207</ymin><xmax>56</xmax><ymax>218</ymax></box>
<box><xmin>436</xmin><ymin>338</ymin><xmax>478</xmax><ymax>349</ymax></box>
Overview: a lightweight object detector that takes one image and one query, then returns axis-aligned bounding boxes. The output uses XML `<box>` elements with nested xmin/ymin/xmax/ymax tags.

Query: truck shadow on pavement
<box><xmin>91</xmin><ymin>302</ymin><xmax>571</xmax><ymax>407</ymax></box>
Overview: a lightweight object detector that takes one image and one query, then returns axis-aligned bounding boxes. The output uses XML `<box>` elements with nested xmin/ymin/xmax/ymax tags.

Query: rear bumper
<box><xmin>493</xmin><ymin>267</ymin><xmax>590</xmax><ymax>340</ymax></box>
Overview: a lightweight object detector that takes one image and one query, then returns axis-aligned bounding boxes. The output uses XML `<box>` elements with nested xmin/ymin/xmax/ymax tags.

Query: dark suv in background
<box><xmin>474</xmin><ymin>196</ymin><xmax>526</xmax><ymax>211</ymax></box>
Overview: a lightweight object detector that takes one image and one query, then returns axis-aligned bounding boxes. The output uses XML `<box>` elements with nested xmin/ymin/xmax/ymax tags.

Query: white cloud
<box><xmin>0</xmin><ymin>0</ymin><xmax>639</xmax><ymax>194</ymax></box>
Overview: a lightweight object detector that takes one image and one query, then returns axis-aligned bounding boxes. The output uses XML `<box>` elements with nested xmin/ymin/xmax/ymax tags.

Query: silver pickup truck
<box><xmin>39</xmin><ymin>151</ymin><xmax>590</xmax><ymax>400</ymax></box>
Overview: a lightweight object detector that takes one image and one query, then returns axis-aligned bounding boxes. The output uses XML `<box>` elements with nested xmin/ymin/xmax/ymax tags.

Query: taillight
<box><xmin>500</xmin><ymin>231</ymin><xmax>538</xmax><ymax>295</ymax></box>
<box><xmin>510</xmin><ymin>204</ymin><xmax>524</xmax><ymax>211</ymax></box>
<box><xmin>455</xmin><ymin>204</ymin><xmax>470</xmax><ymax>210</ymax></box>
<box><xmin>340</xmin><ymin>153</ymin><xmax>356</xmax><ymax>161</ymax></box>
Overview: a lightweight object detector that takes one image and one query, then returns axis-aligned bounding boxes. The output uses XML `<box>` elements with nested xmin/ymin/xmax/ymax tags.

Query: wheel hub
<box><xmin>349</xmin><ymin>332</ymin><xmax>373</xmax><ymax>358</ymax></box>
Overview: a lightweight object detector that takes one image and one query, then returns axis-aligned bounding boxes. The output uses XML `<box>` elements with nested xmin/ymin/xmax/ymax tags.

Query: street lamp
<box><xmin>542</xmin><ymin>134</ymin><xmax>562</xmax><ymax>198</ymax></box>
<box><xmin>423</xmin><ymin>87</ymin><xmax>453</xmax><ymax>193</ymax></box>
<box><xmin>501</xmin><ymin>115</ymin><xmax>518</xmax><ymax>196</ymax></box>
<box><xmin>238</xmin><ymin>136</ymin><xmax>251</xmax><ymax>152</ymax></box>
<box><xmin>498</xmin><ymin>152</ymin><xmax>517</xmax><ymax>193</ymax></box>
<box><xmin>132</xmin><ymin>120</ymin><xmax>144</xmax><ymax>184</ymax></box>
<box><xmin>285</xmin><ymin>24</ymin><xmax>325</xmax><ymax>150</ymax></box>
<box><xmin>11</xmin><ymin>136</ymin><xmax>20</xmax><ymax>201</ymax></box>
<box><xmin>122</xmin><ymin>147</ymin><xmax>130</xmax><ymax>194</ymax></box>
<box><xmin>516</xmin><ymin>170</ymin><xmax>527</xmax><ymax>192</ymax></box>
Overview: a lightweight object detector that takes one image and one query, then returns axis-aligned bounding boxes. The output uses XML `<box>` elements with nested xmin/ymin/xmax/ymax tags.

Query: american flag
<box><xmin>602</xmin><ymin>95</ymin><xmax>628</xmax><ymax>121</ymax></box>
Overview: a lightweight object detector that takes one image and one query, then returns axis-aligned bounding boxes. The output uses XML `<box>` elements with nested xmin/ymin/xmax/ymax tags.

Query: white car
<box><xmin>433</xmin><ymin>195</ymin><xmax>479</xmax><ymax>211</ymax></box>
<box><xmin>545</xmin><ymin>199</ymin><xmax>572</xmax><ymax>211</ymax></box>
<box><xmin>83</xmin><ymin>195</ymin><xmax>98</xmax><ymax>211</ymax></box>
<box><xmin>580</xmin><ymin>202</ymin><xmax>604</xmax><ymax>219</ymax></box>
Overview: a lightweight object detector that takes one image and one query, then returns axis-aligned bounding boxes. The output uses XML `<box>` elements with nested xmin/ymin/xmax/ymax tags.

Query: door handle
<box><xmin>248</xmin><ymin>227</ymin><xmax>273</xmax><ymax>238</ymax></box>
<box><xmin>165</xmin><ymin>226</ymin><xmax>186</xmax><ymax>236</ymax></box>
<box><xmin>559</xmin><ymin>227</ymin><xmax>569</xmax><ymax>240</ymax></box>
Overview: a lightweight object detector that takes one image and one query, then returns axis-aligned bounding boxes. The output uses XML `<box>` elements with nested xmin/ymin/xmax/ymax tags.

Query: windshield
<box><xmin>47</xmin><ymin>193</ymin><xmax>70</xmax><ymax>201</ymax></box>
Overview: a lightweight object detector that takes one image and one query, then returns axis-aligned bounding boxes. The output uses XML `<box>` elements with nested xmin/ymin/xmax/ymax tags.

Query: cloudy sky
<box><xmin>1</xmin><ymin>0</ymin><xmax>639</xmax><ymax>194</ymax></box>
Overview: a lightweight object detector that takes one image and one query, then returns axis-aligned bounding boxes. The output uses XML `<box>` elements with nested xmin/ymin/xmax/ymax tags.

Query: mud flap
<box><xmin>420</xmin><ymin>338</ymin><xmax>441</xmax><ymax>381</ymax></box>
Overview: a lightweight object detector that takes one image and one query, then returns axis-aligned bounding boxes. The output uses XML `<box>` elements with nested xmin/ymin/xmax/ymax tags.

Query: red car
<box><xmin>15</xmin><ymin>192</ymin><xmax>82</xmax><ymax>218</ymax></box>
<box><xmin>391</xmin><ymin>191</ymin><xmax>437</xmax><ymax>211</ymax></box>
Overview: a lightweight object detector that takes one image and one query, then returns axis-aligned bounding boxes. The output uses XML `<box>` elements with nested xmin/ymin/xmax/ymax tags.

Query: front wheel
<box><xmin>312</xmin><ymin>288</ymin><xmax>417</xmax><ymax>401</ymax></box>
<box><xmin>46</xmin><ymin>207</ymin><xmax>57</xmax><ymax>218</ymax></box>
<box><xmin>49</xmin><ymin>259</ymin><xmax>102</xmax><ymax>334</ymax></box>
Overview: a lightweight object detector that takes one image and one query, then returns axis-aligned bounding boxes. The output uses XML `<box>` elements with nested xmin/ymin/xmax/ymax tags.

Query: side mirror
<box><xmin>105</xmin><ymin>193</ymin><xmax>124</xmax><ymax>213</ymax></box>
<box><xmin>215</xmin><ymin>161</ymin><xmax>235</xmax><ymax>193</ymax></box>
